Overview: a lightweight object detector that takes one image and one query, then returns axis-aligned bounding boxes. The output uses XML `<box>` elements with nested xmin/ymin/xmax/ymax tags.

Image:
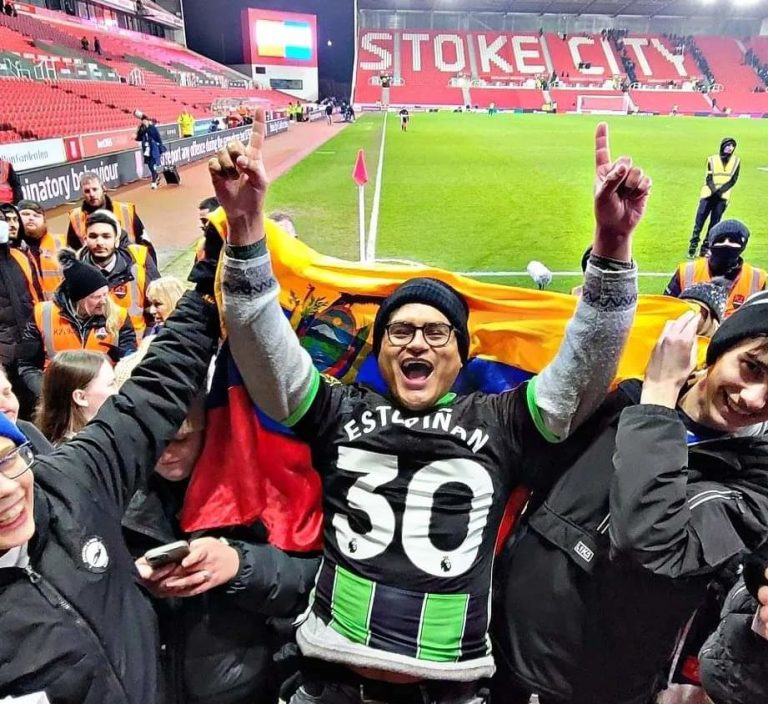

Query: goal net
<box><xmin>576</xmin><ymin>94</ymin><xmax>630</xmax><ymax>114</ymax></box>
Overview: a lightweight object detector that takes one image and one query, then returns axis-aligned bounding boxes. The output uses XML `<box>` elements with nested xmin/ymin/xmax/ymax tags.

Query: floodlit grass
<box><xmin>169</xmin><ymin>112</ymin><xmax>768</xmax><ymax>294</ymax></box>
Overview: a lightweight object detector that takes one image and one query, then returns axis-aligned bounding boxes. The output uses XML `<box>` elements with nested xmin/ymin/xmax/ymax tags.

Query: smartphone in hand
<box><xmin>144</xmin><ymin>540</ymin><xmax>190</xmax><ymax>568</ymax></box>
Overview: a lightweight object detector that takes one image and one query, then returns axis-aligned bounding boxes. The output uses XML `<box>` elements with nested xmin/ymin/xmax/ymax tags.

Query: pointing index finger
<box><xmin>595</xmin><ymin>122</ymin><xmax>611</xmax><ymax>172</ymax></box>
<box><xmin>248</xmin><ymin>107</ymin><xmax>266</xmax><ymax>154</ymax></box>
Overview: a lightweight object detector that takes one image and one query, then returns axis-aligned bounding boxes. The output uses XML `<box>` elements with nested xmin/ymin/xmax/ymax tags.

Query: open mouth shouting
<box><xmin>400</xmin><ymin>359</ymin><xmax>434</xmax><ymax>390</ymax></box>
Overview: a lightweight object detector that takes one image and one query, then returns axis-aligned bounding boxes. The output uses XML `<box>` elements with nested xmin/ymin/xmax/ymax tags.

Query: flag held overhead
<box><xmin>353</xmin><ymin>149</ymin><xmax>369</xmax><ymax>187</ymax></box>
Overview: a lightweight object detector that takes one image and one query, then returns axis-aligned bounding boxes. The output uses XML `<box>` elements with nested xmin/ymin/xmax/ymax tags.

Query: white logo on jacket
<box><xmin>574</xmin><ymin>540</ymin><xmax>594</xmax><ymax>563</ymax></box>
<box><xmin>81</xmin><ymin>536</ymin><xmax>109</xmax><ymax>572</ymax></box>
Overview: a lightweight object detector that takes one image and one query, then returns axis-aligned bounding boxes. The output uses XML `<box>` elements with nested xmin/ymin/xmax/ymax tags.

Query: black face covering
<box><xmin>709</xmin><ymin>246</ymin><xmax>742</xmax><ymax>275</ymax></box>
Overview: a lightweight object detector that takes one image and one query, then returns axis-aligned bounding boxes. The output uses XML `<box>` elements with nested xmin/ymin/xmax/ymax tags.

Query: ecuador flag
<box><xmin>180</xmin><ymin>217</ymin><xmax>696</xmax><ymax>552</ymax></box>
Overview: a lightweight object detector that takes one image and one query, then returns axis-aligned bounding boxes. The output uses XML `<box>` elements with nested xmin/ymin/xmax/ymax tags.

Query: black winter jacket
<box><xmin>17</xmin><ymin>287</ymin><xmax>137</xmax><ymax>399</ymax></box>
<box><xmin>700</xmin><ymin>577</ymin><xmax>768</xmax><ymax>704</ymax></box>
<box><xmin>122</xmin><ymin>475</ymin><xmax>320</xmax><ymax>704</ymax></box>
<box><xmin>0</xmin><ymin>291</ymin><xmax>218</xmax><ymax>704</ymax></box>
<box><xmin>0</xmin><ymin>244</ymin><xmax>39</xmax><ymax>365</ymax></box>
<box><xmin>494</xmin><ymin>385</ymin><xmax>768</xmax><ymax>704</ymax></box>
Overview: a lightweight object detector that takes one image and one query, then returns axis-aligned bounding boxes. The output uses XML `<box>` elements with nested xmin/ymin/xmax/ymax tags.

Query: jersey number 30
<box><xmin>332</xmin><ymin>446</ymin><xmax>493</xmax><ymax>578</ymax></box>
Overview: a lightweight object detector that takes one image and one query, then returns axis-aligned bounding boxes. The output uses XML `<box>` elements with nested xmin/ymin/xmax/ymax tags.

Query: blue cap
<box><xmin>0</xmin><ymin>413</ymin><xmax>28</xmax><ymax>447</ymax></box>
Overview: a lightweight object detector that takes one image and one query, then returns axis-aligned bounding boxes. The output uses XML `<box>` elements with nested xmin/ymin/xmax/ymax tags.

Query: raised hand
<box><xmin>593</xmin><ymin>122</ymin><xmax>652</xmax><ymax>261</ymax></box>
<box><xmin>640</xmin><ymin>311</ymin><xmax>700</xmax><ymax>408</ymax></box>
<box><xmin>208</xmin><ymin>107</ymin><xmax>269</xmax><ymax>245</ymax></box>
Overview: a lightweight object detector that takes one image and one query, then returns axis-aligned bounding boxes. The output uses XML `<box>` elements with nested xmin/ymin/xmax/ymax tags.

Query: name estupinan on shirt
<box><xmin>343</xmin><ymin>405</ymin><xmax>490</xmax><ymax>454</ymax></box>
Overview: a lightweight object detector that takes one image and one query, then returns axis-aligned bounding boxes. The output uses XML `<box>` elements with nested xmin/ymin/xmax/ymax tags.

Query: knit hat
<box><xmin>16</xmin><ymin>199</ymin><xmax>44</xmax><ymax>215</ymax></box>
<box><xmin>680</xmin><ymin>279</ymin><xmax>729</xmax><ymax>324</ymax></box>
<box><xmin>708</xmin><ymin>219</ymin><xmax>750</xmax><ymax>251</ymax></box>
<box><xmin>85</xmin><ymin>209</ymin><xmax>120</xmax><ymax>236</ymax></box>
<box><xmin>0</xmin><ymin>412</ymin><xmax>28</xmax><ymax>447</ymax></box>
<box><xmin>706</xmin><ymin>290</ymin><xmax>768</xmax><ymax>365</ymax></box>
<box><xmin>58</xmin><ymin>249</ymin><xmax>108</xmax><ymax>303</ymax></box>
<box><xmin>372</xmin><ymin>277</ymin><xmax>470</xmax><ymax>362</ymax></box>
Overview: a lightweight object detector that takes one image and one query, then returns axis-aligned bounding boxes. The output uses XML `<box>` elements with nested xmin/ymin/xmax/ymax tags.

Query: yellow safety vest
<box><xmin>700</xmin><ymin>155</ymin><xmax>740</xmax><ymax>201</ymax></box>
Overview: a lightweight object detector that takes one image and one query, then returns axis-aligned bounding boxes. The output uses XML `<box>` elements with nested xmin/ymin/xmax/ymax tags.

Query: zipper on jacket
<box><xmin>24</xmin><ymin>565</ymin><xmax>132</xmax><ymax>703</ymax></box>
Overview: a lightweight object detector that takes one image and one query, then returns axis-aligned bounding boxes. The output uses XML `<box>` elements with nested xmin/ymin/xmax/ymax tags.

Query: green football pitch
<box><xmin>207</xmin><ymin>112</ymin><xmax>768</xmax><ymax>294</ymax></box>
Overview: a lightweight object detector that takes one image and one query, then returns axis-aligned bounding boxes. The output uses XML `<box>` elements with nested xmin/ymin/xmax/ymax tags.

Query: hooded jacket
<box><xmin>0</xmin><ymin>291</ymin><xmax>219</xmax><ymax>704</ymax></box>
<box><xmin>699</xmin><ymin>577</ymin><xmax>768</xmax><ymax>704</ymax></box>
<box><xmin>494</xmin><ymin>384</ymin><xmax>768</xmax><ymax>704</ymax></box>
<box><xmin>121</xmin><ymin>476</ymin><xmax>320</xmax><ymax>704</ymax></box>
<box><xmin>16</xmin><ymin>285</ymin><xmax>137</xmax><ymax>399</ymax></box>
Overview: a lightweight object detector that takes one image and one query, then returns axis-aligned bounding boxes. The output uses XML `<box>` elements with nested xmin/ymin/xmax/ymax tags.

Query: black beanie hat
<box><xmin>58</xmin><ymin>249</ymin><xmax>109</xmax><ymax>303</ymax></box>
<box><xmin>372</xmin><ymin>277</ymin><xmax>470</xmax><ymax>362</ymax></box>
<box><xmin>85</xmin><ymin>209</ymin><xmax>120</xmax><ymax>236</ymax></box>
<box><xmin>708</xmin><ymin>219</ymin><xmax>750</xmax><ymax>251</ymax></box>
<box><xmin>706</xmin><ymin>290</ymin><xmax>768</xmax><ymax>365</ymax></box>
<box><xmin>16</xmin><ymin>199</ymin><xmax>44</xmax><ymax>216</ymax></box>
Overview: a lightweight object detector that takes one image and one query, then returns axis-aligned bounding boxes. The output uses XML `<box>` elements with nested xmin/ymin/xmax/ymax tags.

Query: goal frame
<box><xmin>575</xmin><ymin>94</ymin><xmax>631</xmax><ymax>115</ymax></box>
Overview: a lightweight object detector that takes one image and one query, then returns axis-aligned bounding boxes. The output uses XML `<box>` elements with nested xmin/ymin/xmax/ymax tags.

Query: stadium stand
<box><xmin>0</xmin><ymin>5</ymin><xmax>296</xmax><ymax>142</ymax></box>
<box><xmin>353</xmin><ymin>27</ymin><xmax>768</xmax><ymax>117</ymax></box>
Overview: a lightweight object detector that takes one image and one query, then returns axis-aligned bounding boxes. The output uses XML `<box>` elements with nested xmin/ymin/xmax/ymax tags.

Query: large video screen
<box><xmin>242</xmin><ymin>8</ymin><xmax>317</xmax><ymax>67</ymax></box>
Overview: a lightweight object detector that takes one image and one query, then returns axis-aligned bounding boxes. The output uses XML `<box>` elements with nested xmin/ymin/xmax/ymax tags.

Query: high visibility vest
<box><xmin>34</xmin><ymin>232</ymin><xmax>66</xmax><ymax>301</ymax></box>
<box><xmin>700</xmin><ymin>155</ymin><xmax>740</xmax><ymax>201</ymax></box>
<box><xmin>194</xmin><ymin>207</ymin><xmax>227</xmax><ymax>262</ymax></box>
<box><xmin>677</xmin><ymin>258</ymin><xmax>766</xmax><ymax>317</ymax></box>
<box><xmin>107</xmin><ymin>245</ymin><xmax>148</xmax><ymax>341</ymax></box>
<box><xmin>69</xmin><ymin>201</ymin><xmax>138</xmax><ymax>244</ymax></box>
<box><xmin>0</xmin><ymin>160</ymin><xmax>13</xmax><ymax>204</ymax></box>
<box><xmin>34</xmin><ymin>301</ymin><xmax>127</xmax><ymax>368</ymax></box>
<box><xmin>9</xmin><ymin>248</ymin><xmax>42</xmax><ymax>305</ymax></box>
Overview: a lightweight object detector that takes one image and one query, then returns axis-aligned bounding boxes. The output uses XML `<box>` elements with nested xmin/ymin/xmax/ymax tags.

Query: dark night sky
<box><xmin>183</xmin><ymin>0</ymin><xmax>356</xmax><ymax>88</ymax></box>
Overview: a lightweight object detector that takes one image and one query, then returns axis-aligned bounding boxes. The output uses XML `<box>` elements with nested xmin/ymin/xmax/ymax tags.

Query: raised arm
<box><xmin>217</xmin><ymin>109</ymin><xmax>316</xmax><ymax>423</ymax></box>
<box><xmin>34</xmin><ymin>291</ymin><xmax>219</xmax><ymax>512</ymax></box>
<box><xmin>531</xmin><ymin>123</ymin><xmax>647</xmax><ymax>441</ymax></box>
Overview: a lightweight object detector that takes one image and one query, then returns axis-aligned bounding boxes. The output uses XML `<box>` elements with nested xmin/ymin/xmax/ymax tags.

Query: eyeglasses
<box><xmin>385</xmin><ymin>322</ymin><xmax>454</xmax><ymax>348</ymax></box>
<box><xmin>0</xmin><ymin>443</ymin><xmax>34</xmax><ymax>481</ymax></box>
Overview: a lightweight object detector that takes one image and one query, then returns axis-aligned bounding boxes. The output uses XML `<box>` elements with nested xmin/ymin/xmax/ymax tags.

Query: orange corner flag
<box><xmin>353</xmin><ymin>149</ymin><xmax>368</xmax><ymax>187</ymax></box>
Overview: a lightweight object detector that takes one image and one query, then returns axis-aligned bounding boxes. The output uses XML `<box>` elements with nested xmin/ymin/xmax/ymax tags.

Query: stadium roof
<box><xmin>358</xmin><ymin>0</ymin><xmax>768</xmax><ymax>19</ymax></box>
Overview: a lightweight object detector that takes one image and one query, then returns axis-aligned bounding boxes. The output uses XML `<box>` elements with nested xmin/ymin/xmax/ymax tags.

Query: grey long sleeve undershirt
<box><xmin>221</xmin><ymin>243</ymin><xmax>638</xmax><ymax>442</ymax></box>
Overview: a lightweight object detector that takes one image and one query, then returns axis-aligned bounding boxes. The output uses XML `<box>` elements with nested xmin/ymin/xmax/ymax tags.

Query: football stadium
<box><xmin>3</xmin><ymin>1</ymin><xmax>768</xmax><ymax>703</ymax></box>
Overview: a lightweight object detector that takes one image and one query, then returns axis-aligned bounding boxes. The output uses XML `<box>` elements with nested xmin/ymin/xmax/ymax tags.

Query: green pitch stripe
<box><xmin>330</xmin><ymin>565</ymin><xmax>375</xmax><ymax>645</ymax></box>
<box><xmin>417</xmin><ymin>593</ymin><xmax>469</xmax><ymax>662</ymax></box>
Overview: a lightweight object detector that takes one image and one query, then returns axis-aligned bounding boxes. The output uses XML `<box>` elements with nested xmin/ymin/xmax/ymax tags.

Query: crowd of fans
<box><xmin>1</xmin><ymin>109</ymin><xmax>768</xmax><ymax>704</ymax></box>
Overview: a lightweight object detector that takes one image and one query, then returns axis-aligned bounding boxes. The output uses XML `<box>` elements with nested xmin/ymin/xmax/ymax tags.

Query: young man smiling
<box><xmin>215</xmin><ymin>110</ymin><xmax>650</xmax><ymax>703</ymax></box>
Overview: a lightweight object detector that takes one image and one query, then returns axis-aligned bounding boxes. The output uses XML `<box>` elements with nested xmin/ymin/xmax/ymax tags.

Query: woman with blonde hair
<box><xmin>146</xmin><ymin>276</ymin><xmax>186</xmax><ymax>334</ymax></box>
<box><xmin>35</xmin><ymin>349</ymin><xmax>117</xmax><ymax>446</ymax></box>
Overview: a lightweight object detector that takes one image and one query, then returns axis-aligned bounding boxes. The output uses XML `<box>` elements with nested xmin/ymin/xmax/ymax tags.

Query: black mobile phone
<box><xmin>144</xmin><ymin>540</ymin><xmax>190</xmax><ymax>568</ymax></box>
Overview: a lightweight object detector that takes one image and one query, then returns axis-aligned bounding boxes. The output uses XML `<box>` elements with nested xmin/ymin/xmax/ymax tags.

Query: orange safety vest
<box><xmin>0</xmin><ymin>160</ymin><xmax>13</xmax><ymax>204</ymax></box>
<box><xmin>33</xmin><ymin>301</ymin><xmax>128</xmax><ymax>368</ymax></box>
<box><xmin>69</xmin><ymin>201</ymin><xmax>138</xmax><ymax>245</ymax></box>
<box><xmin>677</xmin><ymin>258</ymin><xmax>767</xmax><ymax>317</ymax></box>
<box><xmin>33</xmin><ymin>232</ymin><xmax>66</xmax><ymax>301</ymax></box>
<box><xmin>107</xmin><ymin>245</ymin><xmax>149</xmax><ymax>341</ymax></box>
<box><xmin>9</xmin><ymin>248</ymin><xmax>42</xmax><ymax>305</ymax></box>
